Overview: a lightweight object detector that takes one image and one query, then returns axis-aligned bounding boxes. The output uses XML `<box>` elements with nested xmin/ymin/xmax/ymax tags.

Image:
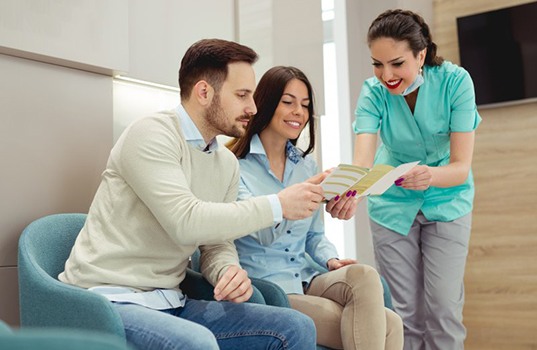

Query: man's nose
<box><xmin>246</xmin><ymin>95</ymin><xmax>257</xmax><ymax>115</ymax></box>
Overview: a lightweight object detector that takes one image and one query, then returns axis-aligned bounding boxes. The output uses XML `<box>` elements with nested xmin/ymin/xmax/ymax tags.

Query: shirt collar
<box><xmin>249</xmin><ymin>134</ymin><xmax>303</xmax><ymax>165</ymax></box>
<box><xmin>249</xmin><ymin>134</ymin><xmax>266</xmax><ymax>156</ymax></box>
<box><xmin>175</xmin><ymin>104</ymin><xmax>218</xmax><ymax>152</ymax></box>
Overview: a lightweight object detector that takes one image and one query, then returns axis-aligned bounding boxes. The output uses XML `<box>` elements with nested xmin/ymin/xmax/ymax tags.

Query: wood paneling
<box><xmin>434</xmin><ymin>0</ymin><xmax>537</xmax><ymax>348</ymax></box>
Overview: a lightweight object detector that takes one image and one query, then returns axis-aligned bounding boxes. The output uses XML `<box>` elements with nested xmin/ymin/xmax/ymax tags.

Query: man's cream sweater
<box><xmin>59</xmin><ymin>111</ymin><xmax>274</xmax><ymax>291</ymax></box>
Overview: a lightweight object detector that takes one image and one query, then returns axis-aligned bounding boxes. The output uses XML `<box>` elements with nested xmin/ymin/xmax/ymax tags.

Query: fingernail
<box><xmin>352</xmin><ymin>190</ymin><xmax>357</xmax><ymax>196</ymax></box>
<box><xmin>334</xmin><ymin>195</ymin><xmax>340</xmax><ymax>201</ymax></box>
<box><xmin>346</xmin><ymin>191</ymin><xmax>352</xmax><ymax>197</ymax></box>
<box><xmin>394</xmin><ymin>178</ymin><xmax>403</xmax><ymax>185</ymax></box>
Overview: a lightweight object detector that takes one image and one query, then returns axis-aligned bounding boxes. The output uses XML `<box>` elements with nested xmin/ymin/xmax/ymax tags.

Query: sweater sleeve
<box><xmin>199</xmin><ymin>160</ymin><xmax>242</xmax><ymax>285</ymax></box>
<box><xmin>116</xmin><ymin>116</ymin><xmax>274</xmax><ymax>246</ymax></box>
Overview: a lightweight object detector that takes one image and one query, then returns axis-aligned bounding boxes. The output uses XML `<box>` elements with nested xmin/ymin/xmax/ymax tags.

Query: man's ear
<box><xmin>193</xmin><ymin>80</ymin><xmax>214</xmax><ymax>106</ymax></box>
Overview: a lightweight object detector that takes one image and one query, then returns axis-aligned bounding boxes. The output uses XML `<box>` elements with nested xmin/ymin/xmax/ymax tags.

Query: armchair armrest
<box><xmin>180</xmin><ymin>268</ymin><xmax>218</xmax><ymax>301</ymax></box>
<box><xmin>250</xmin><ymin>277</ymin><xmax>290</xmax><ymax>308</ymax></box>
<box><xmin>181</xmin><ymin>268</ymin><xmax>266</xmax><ymax>304</ymax></box>
<box><xmin>18</xmin><ymin>265</ymin><xmax>125</xmax><ymax>338</ymax></box>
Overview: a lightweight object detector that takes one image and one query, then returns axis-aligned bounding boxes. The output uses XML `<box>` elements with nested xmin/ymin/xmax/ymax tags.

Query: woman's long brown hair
<box><xmin>228</xmin><ymin>65</ymin><xmax>316</xmax><ymax>159</ymax></box>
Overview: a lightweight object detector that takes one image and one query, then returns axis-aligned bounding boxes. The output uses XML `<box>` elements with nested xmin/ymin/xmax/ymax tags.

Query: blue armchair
<box><xmin>17</xmin><ymin>213</ymin><xmax>265</xmax><ymax>344</ymax></box>
<box><xmin>18</xmin><ymin>213</ymin><xmax>126</xmax><ymax>338</ymax></box>
<box><xmin>0</xmin><ymin>319</ymin><xmax>132</xmax><ymax>350</ymax></box>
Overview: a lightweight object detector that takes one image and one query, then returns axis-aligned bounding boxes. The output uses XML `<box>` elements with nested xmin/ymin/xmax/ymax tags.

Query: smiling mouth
<box><xmin>385</xmin><ymin>79</ymin><xmax>402</xmax><ymax>90</ymax></box>
<box><xmin>285</xmin><ymin>121</ymin><xmax>301</xmax><ymax>129</ymax></box>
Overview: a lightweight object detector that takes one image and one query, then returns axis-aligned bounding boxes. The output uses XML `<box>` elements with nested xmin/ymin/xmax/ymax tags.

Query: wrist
<box><xmin>326</xmin><ymin>257</ymin><xmax>339</xmax><ymax>269</ymax></box>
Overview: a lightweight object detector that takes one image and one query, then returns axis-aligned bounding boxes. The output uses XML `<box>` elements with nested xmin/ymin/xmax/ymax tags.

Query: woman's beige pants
<box><xmin>288</xmin><ymin>264</ymin><xmax>403</xmax><ymax>350</ymax></box>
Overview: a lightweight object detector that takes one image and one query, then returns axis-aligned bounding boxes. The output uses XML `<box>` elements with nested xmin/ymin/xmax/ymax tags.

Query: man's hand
<box><xmin>214</xmin><ymin>265</ymin><xmax>253</xmax><ymax>303</ymax></box>
<box><xmin>325</xmin><ymin>191</ymin><xmax>360</xmax><ymax>220</ymax></box>
<box><xmin>327</xmin><ymin>258</ymin><xmax>358</xmax><ymax>271</ymax></box>
<box><xmin>277</xmin><ymin>174</ymin><xmax>326</xmax><ymax>220</ymax></box>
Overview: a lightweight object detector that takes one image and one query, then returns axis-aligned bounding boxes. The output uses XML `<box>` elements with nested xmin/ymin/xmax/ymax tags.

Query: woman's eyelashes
<box><xmin>281</xmin><ymin>100</ymin><xmax>309</xmax><ymax>109</ymax></box>
<box><xmin>372</xmin><ymin>61</ymin><xmax>405</xmax><ymax>67</ymax></box>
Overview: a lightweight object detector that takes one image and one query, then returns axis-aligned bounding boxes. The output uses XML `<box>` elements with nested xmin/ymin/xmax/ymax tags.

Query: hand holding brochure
<box><xmin>321</xmin><ymin>161</ymin><xmax>420</xmax><ymax>200</ymax></box>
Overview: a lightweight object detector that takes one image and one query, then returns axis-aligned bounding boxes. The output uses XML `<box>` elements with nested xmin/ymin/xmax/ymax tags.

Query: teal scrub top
<box><xmin>352</xmin><ymin>61</ymin><xmax>482</xmax><ymax>235</ymax></box>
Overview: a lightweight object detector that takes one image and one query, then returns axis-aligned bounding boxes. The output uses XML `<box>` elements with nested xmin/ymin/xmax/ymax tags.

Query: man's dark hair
<box><xmin>178</xmin><ymin>39</ymin><xmax>258</xmax><ymax>100</ymax></box>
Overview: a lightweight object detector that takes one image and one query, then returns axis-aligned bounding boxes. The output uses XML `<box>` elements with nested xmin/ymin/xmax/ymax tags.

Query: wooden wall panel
<box><xmin>434</xmin><ymin>0</ymin><xmax>537</xmax><ymax>348</ymax></box>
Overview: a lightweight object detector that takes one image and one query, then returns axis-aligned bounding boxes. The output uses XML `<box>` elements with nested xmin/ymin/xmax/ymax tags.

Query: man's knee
<box><xmin>282</xmin><ymin>307</ymin><xmax>317</xmax><ymax>348</ymax></box>
<box><xmin>177</xmin><ymin>333</ymin><xmax>219</xmax><ymax>350</ymax></box>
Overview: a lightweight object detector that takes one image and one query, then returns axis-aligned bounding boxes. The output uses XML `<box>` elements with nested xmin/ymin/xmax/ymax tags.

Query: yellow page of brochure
<box><xmin>321</xmin><ymin>161</ymin><xmax>419</xmax><ymax>200</ymax></box>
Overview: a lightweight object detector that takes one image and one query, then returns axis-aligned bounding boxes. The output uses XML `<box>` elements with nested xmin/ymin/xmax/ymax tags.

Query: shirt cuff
<box><xmin>266</xmin><ymin>194</ymin><xmax>283</xmax><ymax>224</ymax></box>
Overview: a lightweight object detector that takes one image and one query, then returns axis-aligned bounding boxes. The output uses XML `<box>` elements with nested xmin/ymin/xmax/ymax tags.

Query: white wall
<box><xmin>0</xmin><ymin>53</ymin><xmax>113</xmax><ymax>326</ymax></box>
<box><xmin>127</xmin><ymin>0</ymin><xmax>236</xmax><ymax>87</ymax></box>
<box><xmin>0</xmin><ymin>0</ymin><xmax>129</xmax><ymax>75</ymax></box>
<box><xmin>238</xmin><ymin>0</ymin><xmax>324</xmax><ymax>114</ymax></box>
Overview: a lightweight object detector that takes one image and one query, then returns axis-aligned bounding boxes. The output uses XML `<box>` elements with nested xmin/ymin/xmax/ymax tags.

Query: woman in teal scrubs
<box><xmin>353</xmin><ymin>9</ymin><xmax>481</xmax><ymax>350</ymax></box>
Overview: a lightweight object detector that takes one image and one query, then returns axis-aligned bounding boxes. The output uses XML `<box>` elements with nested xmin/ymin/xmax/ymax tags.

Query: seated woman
<box><xmin>228</xmin><ymin>66</ymin><xmax>403</xmax><ymax>350</ymax></box>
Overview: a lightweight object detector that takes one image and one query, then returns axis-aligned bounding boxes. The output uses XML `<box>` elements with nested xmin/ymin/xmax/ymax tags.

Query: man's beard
<box><xmin>204</xmin><ymin>93</ymin><xmax>249</xmax><ymax>138</ymax></box>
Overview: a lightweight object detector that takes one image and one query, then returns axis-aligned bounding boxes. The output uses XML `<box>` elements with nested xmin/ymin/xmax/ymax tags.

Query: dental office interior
<box><xmin>0</xmin><ymin>0</ymin><xmax>535</xmax><ymax>349</ymax></box>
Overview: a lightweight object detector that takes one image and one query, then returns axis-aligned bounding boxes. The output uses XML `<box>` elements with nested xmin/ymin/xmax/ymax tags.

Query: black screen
<box><xmin>456</xmin><ymin>2</ymin><xmax>537</xmax><ymax>106</ymax></box>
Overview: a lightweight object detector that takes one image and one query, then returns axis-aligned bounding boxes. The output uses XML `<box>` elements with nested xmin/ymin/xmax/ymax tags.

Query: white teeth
<box><xmin>386</xmin><ymin>79</ymin><xmax>401</xmax><ymax>86</ymax></box>
<box><xmin>286</xmin><ymin>121</ymin><xmax>300</xmax><ymax>127</ymax></box>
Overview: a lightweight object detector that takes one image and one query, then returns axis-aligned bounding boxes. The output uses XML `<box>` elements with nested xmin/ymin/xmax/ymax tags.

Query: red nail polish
<box><xmin>334</xmin><ymin>195</ymin><xmax>340</xmax><ymax>201</ymax></box>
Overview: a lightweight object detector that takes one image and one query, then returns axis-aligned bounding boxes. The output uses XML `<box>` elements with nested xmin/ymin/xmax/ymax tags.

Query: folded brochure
<box><xmin>321</xmin><ymin>161</ymin><xmax>420</xmax><ymax>200</ymax></box>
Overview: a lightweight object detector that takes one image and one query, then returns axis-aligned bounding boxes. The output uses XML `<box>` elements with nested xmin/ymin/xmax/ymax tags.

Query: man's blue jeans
<box><xmin>114</xmin><ymin>298</ymin><xmax>316</xmax><ymax>350</ymax></box>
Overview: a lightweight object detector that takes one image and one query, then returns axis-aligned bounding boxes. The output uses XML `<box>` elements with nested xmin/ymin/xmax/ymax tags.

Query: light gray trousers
<box><xmin>371</xmin><ymin>212</ymin><xmax>472</xmax><ymax>350</ymax></box>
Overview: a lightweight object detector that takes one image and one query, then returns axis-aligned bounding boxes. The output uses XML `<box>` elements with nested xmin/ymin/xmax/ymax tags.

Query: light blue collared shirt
<box><xmin>175</xmin><ymin>104</ymin><xmax>219</xmax><ymax>152</ymax></box>
<box><xmin>91</xmin><ymin>106</ymin><xmax>282</xmax><ymax>308</ymax></box>
<box><xmin>234</xmin><ymin>135</ymin><xmax>338</xmax><ymax>294</ymax></box>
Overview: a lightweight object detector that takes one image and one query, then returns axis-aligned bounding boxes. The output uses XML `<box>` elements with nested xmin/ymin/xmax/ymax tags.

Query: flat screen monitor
<box><xmin>456</xmin><ymin>2</ymin><xmax>537</xmax><ymax>107</ymax></box>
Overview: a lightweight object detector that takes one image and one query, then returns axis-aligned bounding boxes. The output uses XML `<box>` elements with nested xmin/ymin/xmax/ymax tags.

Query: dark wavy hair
<box><xmin>368</xmin><ymin>9</ymin><xmax>444</xmax><ymax>66</ymax></box>
<box><xmin>178</xmin><ymin>39</ymin><xmax>258</xmax><ymax>100</ymax></box>
<box><xmin>228</xmin><ymin>66</ymin><xmax>316</xmax><ymax>159</ymax></box>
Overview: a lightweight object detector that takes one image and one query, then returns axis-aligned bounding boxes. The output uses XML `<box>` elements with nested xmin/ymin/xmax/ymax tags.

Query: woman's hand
<box><xmin>325</xmin><ymin>191</ymin><xmax>360</xmax><ymax>220</ymax></box>
<box><xmin>395</xmin><ymin>165</ymin><xmax>433</xmax><ymax>190</ymax></box>
<box><xmin>327</xmin><ymin>258</ymin><xmax>358</xmax><ymax>271</ymax></box>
